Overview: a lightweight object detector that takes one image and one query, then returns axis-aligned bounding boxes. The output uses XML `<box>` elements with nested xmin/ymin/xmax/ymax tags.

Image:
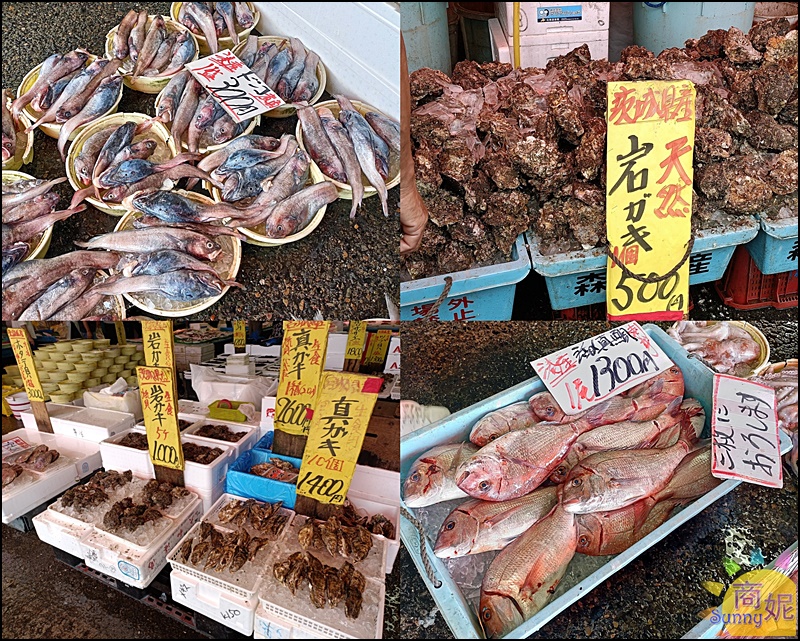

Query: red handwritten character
<box><xmin>327</xmin><ymin>458</ymin><xmax>344</xmax><ymax>472</ymax></box>
<box><xmin>411</xmin><ymin>304</ymin><xmax>438</xmax><ymax>321</ymax></box>
<box><xmin>572</xmin><ymin>377</ymin><xmax>596</xmax><ymax>404</ymax></box>
<box><xmin>540</xmin><ymin>353</ymin><xmax>576</xmax><ymax>383</ymax></box>
<box><xmin>639</xmin><ymin>86</ymin><xmax>669</xmax><ymax>123</ymax></box>
<box><xmin>611</xmin><ymin>245</ymin><xmax>640</xmax><ymax>268</ymax></box>
<box><xmin>253</xmin><ymin>93</ymin><xmax>282</xmax><ymax>109</ymax></box>
<box><xmin>209</xmin><ymin>52</ymin><xmax>243</xmax><ymax>72</ymax></box>
<box><xmin>609</xmin><ymin>85</ymin><xmax>638</xmax><ymax>125</ymax></box>
<box><xmin>654</xmin><ymin>183</ymin><xmax>691</xmax><ymax>218</ymax></box>
<box><xmin>309</xmin><ymin>351</ymin><xmax>322</xmax><ymax>366</ymax></box>
<box><xmin>671</xmin><ymin>84</ymin><xmax>694</xmax><ymax>122</ymax></box>
<box><xmin>657</xmin><ymin>136</ymin><xmax>692</xmax><ymax>185</ymax></box>
<box><xmin>193</xmin><ymin>62</ymin><xmax>222</xmax><ymax>82</ymax></box>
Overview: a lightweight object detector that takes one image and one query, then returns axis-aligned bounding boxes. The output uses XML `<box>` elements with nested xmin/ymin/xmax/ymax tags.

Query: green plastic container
<box><xmin>207</xmin><ymin>399</ymin><xmax>248</xmax><ymax>422</ymax></box>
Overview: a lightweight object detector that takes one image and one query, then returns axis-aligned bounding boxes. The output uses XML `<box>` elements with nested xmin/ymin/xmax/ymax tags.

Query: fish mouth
<box><xmin>560</xmin><ymin>496</ymin><xmax>581</xmax><ymax>512</ymax></box>
<box><xmin>456</xmin><ymin>470</ymin><xmax>470</xmax><ymax>486</ymax></box>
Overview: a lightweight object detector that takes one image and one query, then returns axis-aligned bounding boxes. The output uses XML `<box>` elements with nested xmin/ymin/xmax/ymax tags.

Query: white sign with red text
<box><xmin>260</xmin><ymin>396</ymin><xmax>276</xmax><ymax>431</ymax></box>
<box><xmin>186</xmin><ymin>50</ymin><xmax>284</xmax><ymax>123</ymax></box>
<box><xmin>531</xmin><ymin>322</ymin><xmax>674</xmax><ymax>415</ymax></box>
<box><xmin>711</xmin><ymin>374</ymin><xmax>782</xmax><ymax>489</ymax></box>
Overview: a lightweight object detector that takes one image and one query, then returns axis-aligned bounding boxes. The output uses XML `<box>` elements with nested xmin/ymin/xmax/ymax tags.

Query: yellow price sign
<box><xmin>114</xmin><ymin>322</ymin><xmax>126</xmax><ymax>346</ymax></box>
<box><xmin>137</xmin><ymin>366</ymin><xmax>184</xmax><ymax>470</ymax></box>
<box><xmin>364</xmin><ymin>329</ymin><xmax>392</xmax><ymax>365</ymax></box>
<box><xmin>606</xmin><ymin>80</ymin><xmax>695</xmax><ymax>321</ymax></box>
<box><xmin>719</xmin><ymin>569</ymin><xmax>796</xmax><ymax>637</ymax></box>
<box><xmin>345</xmin><ymin>321</ymin><xmax>367</xmax><ymax>359</ymax></box>
<box><xmin>7</xmin><ymin>328</ymin><xmax>45</xmax><ymax>402</ymax></box>
<box><xmin>141</xmin><ymin>321</ymin><xmax>174</xmax><ymax>369</ymax></box>
<box><xmin>296</xmin><ymin>372</ymin><xmax>382</xmax><ymax>504</ymax></box>
<box><xmin>274</xmin><ymin>321</ymin><xmax>330</xmax><ymax>436</ymax></box>
<box><xmin>233</xmin><ymin>320</ymin><xmax>247</xmax><ymax>349</ymax></box>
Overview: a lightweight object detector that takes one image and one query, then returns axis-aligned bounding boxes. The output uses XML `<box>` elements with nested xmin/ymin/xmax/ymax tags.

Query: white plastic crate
<box><xmin>254</xmin><ymin>603</ymin><xmax>328</xmax><ymax>639</ymax></box>
<box><xmin>32</xmin><ymin>505</ymin><xmax>94</xmax><ymax>557</ymax></box>
<box><xmin>51</xmin><ymin>406</ymin><xmax>136</xmax><ymax>442</ymax></box>
<box><xmin>178</xmin><ymin>399</ymin><xmax>210</xmax><ymax>421</ymax></box>
<box><xmin>171</xmin><ymin>568</ymin><xmax>258</xmax><ymax>635</ymax></box>
<box><xmin>346</xmin><ymin>491</ymin><xmax>400</xmax><ymax>575</ymax></box>
<box><xmin>188</xmin><ymin>478</ymin><xmax>225</xmax><ymax>513</ymax></box>
<box><xmin>19</xmin><ymin>403</ymin><xmax>78</xmax><ymax>431</ymax></box>
<box><xmin>182</xmin><ymin>418</ymin><xmax>259</xmax><ymax>459</ymax></box>
<box><xmin>2</xmin><ymin>429</ymin><xmax>102</xmax><ymax>524</ymax></box>
<box><xmin>347</xmin><ymin>465</ymin><xmax>400</xmax><ymax>573</ymax></box>
<box><xmin>100</xmin><ymin>428</ymin><xmax>153</xmax><ymax>477</ymax></box>
<box><xmin>495</xmin><ymin>1</ymin><xmax>610</xmax><ymax>42</ymax></box>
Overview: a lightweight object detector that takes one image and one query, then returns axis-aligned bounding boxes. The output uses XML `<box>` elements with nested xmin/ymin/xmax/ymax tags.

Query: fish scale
<box><xmin>469</xmin><ymin>401</ymin><xmax>540</xmax><ymax>447</ymax></box>
<box><xmin>403</xmin><ymin>442</ymin><xmax>479</xmax><ymax>508</ymax></box>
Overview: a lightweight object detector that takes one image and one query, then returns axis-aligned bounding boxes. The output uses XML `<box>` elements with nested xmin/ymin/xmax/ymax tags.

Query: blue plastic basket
<box><xmin>529</xmin><ymin>219</ymin><xmax>760</xmax><ymax>309</ymax></box>
<box><xmin>400</xmin><ymin>234</ymin><xmax>532</xmax><ymax>321</ymax></box>
<box><xmin>745</xmin><ymin>216</ymin><xmax>798</xmax><ymax>275</ymax></box>
<box><xmin>225</xmin><ymin>449</ymin><xmax>301</xmax><ymax>509</ymax></box>
<box><xmin>399</xmin><ymin>324</ymin><xmax>790</xmax><ymax>639</ymax></box>
<box><xmin>253</xmin><ymin>431</ymin><xmax>274</xmax><ymax>452</ymax></box>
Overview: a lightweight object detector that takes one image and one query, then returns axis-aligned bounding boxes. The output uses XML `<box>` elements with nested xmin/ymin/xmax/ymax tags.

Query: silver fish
<box><xmin>3</xmin><ymin>205</ymin><xmax>86</xmax><ymax>249</ymax></box>
<box><xmin>27</xmin><ymin>58</ymin><xmax>107</xmax><ymax>131</ymax></box>
<box><xmin>13</xmin><ymin>50</ymin><xmax>89</xmax><ymax>121</ymax></box>
<box><xmin>75</xmin><ymin>227</ymin><xmax>222</xmax><ymax>261</ymax></box>
<box><xmin>318</xmin><ymin>107</ymin><xmax>363</xmax><ymax>218</ymax></box>
<box><xmin>113</xmin><ymin>9</ymin><xmax>139</xmax><ymax>59</ymax></box>
<box><xmin>33</xmin><ymin>69</ymin><xmax>81</xmax><ymax>112</ymax></box>
<box><xmin>262</xmin><ymin>182</ymin><xmax>338</xmax><ymax>238</ymax></box>
<box><xmin>2</xmin><ymin>244</ymin><xmax>29</xmax><ymax>275</ymax></box>
<box><xmin>291</xmin><ymin>51</ymin><xmax>319</xmax><ymax>102</ymax></box>
<box><xmin>146</xmin><ymin>32</ymin><xmax>177</xmax><ymax>74</ymax></box>
<box><xmin>18</xmin><ymin>267</ymin><xmax>96</xmax><ymax>321</ymax></box>
<box><xmin>132</xmin><ymin>216</ymin><xmax>246</xmax><ymax>240</ymax></box>
<box><xmin>48</xmin><ymin>273</ymin><xmax>123</xmax><ymax>321</ymax></box>
<box><xmin>119</xmin><ymin>249</ymin><xmax>221</xmax><ymax>277</ymax></box>
<box><xmin>198</xmin><ymin>135</ymin><xmax>280</xmax><ymax>172</ymax></box>
<box><xmin>128</xmin><ymin>10</ymin><xmax>149</xmax><ymax>63</ymax></box>
<box><xmin>1</xmin><ymin>177</ymin><xmax>66</xmax><ymax>209</ymax></box>
<box><xmin>156</xmin><ymin>70</ymin><xmax>190</xmax><ymax>122</ymax></box>
<box><xmin>365</xmin><ymin>111</ymin><xmax>400</xmax><ymax>155</ymax></box>
<box><xmin>237</xmin><ymin>35</ymin><xmax>258</xmax><ymax>67</ymax></box>
<box><xmin>184</xmin><ymin>2</ymin><xmax>219</xmax><ymax>54</ymax></box>
<box><xmin>96</xmin><ymin>152</ymin><xmax>200</xmax><ymax>188</ymax></box>
<box><xmin>3</xmin><ymin>192</ymin><xmax>60</xmax><ymax>225</ymax></box>
<box><xmin>276</xmin><ymin>38</ymin><xmax>307</xmax><ymax>100</ymax></box>
<box><xmin>58</xmin><ymin>75</ymin><xmax>123</xmax><ymax>160</ymax></box>
<box><xmin>133</xmin><ymin>15</ymin><xmax>166</xmax><ymax>76</ymax></box>
<box><xmin>234</xmin><ymin>2</ymin><xmax>254</xmax><ymax>29</ymax></box>
<box><xmin>129</xmin><ymin>189</ymin><xmax>242</xmax><ymax>223</ymax></box>
<box><xmin>97</xmin><ymin>268</ymin><xmax>239</xmax><ymax>301</ymax></box>
<box><xmin>57</xmin><ymin>58</ymin><xmax>123</xmax><ymax>123</ymax></box>
<box><xmin>100</xmin><ymin>164</ymin><xmax>220</xmax><ymax>203</ymax></box>
<box><xmin>170</xmin><ymin>78</ymin><xmax>203</xmax><ymax>149</ymax></box>
<box><xmin>74</xmin><ymin>127</ymin><xmax>117</xmax><ymax>185</ymax></box>
<box><xmin>214</xmin><ymin>136</ymin><xmax>296</xmax><ymax>175</ymax></box>
<box><xmin>265</xmin><ymin>46</ymin><xmax>292</xmax><ymax>90</ymax></box>
<box><xmin>215</xmin><ymin>2</ymin><xmax>239</xmax><ymax>43</ymax></box>
<box><xmin>152</xmin><ymin>31</ymin><xmax>196</xmax><ymax>78</ymax></box>
<box><xmin>296</xmin><ymin>105</ymin><xmax>347</xmax><ymax>183</ymax></box>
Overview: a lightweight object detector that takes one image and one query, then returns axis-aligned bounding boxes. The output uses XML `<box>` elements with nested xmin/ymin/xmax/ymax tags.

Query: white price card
<box><xmin>531</xmin><ymin>321</ymin><xmax>674</xmax><ymax>415</ymax></box>
<box><xmin>2</xmin><ymin>437</ymin><xmax>32</xmax><ymax>458</ymax></box>
<box><xmin>711</xmin><ymin>374</ymin><xmax>782</xmax><ymax>489</ymax></box>
<box><xmin>186</xmin><ymin>50</ymin><xmax>284</xmax><ymax>123</ymax></box>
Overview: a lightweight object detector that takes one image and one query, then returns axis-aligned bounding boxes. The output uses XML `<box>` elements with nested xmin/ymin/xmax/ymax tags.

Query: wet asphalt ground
<box><xmin>399</xmin><ymin>321</ymin><xmax>798</xmax><ymax>639</ymax></box>
<box><xmin>2</xmin><ymin>2</ymin><xmax>399</xmax><ymax>321</ymax></box>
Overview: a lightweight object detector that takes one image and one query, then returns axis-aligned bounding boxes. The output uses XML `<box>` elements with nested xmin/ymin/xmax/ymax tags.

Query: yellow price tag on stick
<box><xmin>296</xmin><ymin>372</ymin><xmax>382</xmax><ymax>505</ymax></box>
<box><xmin>141</xmin><ymin>321</ymin><xmax>174</xmax><ymax>369</ymax></box>
<box><xmin>137</xmin><ymin>366</ymin><xmax>184</xmax><ymax>470</ymax></box>
<box><xmin>233</xmin><ymin>320</ymin><xmax>246</xmax><ymax>350</ymax></box>
<box><xmin>7</xmin><ymin>328</ymin><xmax>45</xmax><ymax>402</ymax></box>
<box><xmin>274</xmin><ymin>321</ymin><xmax>330</xmax><ymax>436</ymax></box>
<box><xmin>345</xmin><ymin>321</ymin><xmax>367</xmax><ymax>359</ymax></box>
<box><xmin>114</xmin><ymin>322</ymin><xmax>126</xmax><ymax>346</ymax></box>
<box><xmin>605</xmin><ymin>80</ymin><xmax>695</xmax><ymax>321</ymax></box>
<box><xmin>364</xmin><ymin>330</ymin><xmax>392</xmax><ymax>365</ymax></box>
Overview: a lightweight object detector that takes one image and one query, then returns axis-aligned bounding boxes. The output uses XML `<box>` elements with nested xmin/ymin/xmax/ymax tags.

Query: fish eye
<box><xmin>277</xmin><ymin>225</ymin><xmax>283</xmax><ymax>232</ymax></box>
<box><xmin>410</xmin><ymin>472</ymin><xmax>421</xmax><ymax>482</ymax></box>
<box><xmin>571</xmin><ymin>478</ymin><xmax>582</xmax><ymax>487</ymax></box>
<box><xmin>579</xmin><ymin>535</ymin><xmax>589</xmax><ymax>547</ymax></box>
<box><xmin>479</xmin><ymin>481</ymin><xmax>490</xmax><ymax>491</ymax></box>
<box><xmin>546</xmin><ymin>406</ymin><xmax>555</xmax><ymax>417</ymax></box>
<box><xmin>206</xmin><ymin>241</ymin><xmax>214</xmax><ymax>248</ymax></box>
<box><xmin>445</xmin><ymin>521</ymin><xmax>455</xmax><ymax>530</ymax></box>
<box><xmin>482</xmin><ymin>608</ymin><xmax>492</xmax><ymax>620</ymax></box>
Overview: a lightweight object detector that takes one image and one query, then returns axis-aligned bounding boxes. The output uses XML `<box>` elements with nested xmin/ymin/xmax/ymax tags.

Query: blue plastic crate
<box><xmin>400</xmin><ymin>234</ymin><xmax>532</xmax><ymax>321</ymax></box>
<box><xmin>225</xmin><ymin>449</ymin><xmax>301</xmax><ymax>509</ymax></box>
<box><xmin>745</xmin><ymin>216</ymin><xmax>798</xmax><ymax>275</ymax></box>
<box><xmin>253</xmin><ymin>431</ymin><xmax>274</xmax><ymax>452</ymax></box>
<box><xmin>399</xmin><ymin>324</ymin><xmax>790</xmax><ymax>640</ymax></box>
<box><xmin>529</xmin><ymin>219</ymin><xmax>760</xmax><ymax>310</ymax></box>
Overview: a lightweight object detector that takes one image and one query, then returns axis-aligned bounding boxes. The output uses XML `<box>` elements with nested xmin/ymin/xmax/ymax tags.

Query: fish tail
<box><xmin>69</xmin><ymin>185</ymin><xmax>96</xmax><ymax>210</ymax></box>
<box><xmin>678</xmin><ymin>410</ymin><xmax>700</xmax><ymax>446</ymax></box>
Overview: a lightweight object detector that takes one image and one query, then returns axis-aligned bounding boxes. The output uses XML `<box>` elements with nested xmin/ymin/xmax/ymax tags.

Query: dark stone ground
<box><xmin>399</xmin><ymin>321</ymin><xmax>799</xmax><ymax>639</ymax></box>
<box><xmin>2</xmin><ymin>2</ymin><xmax>399</xmax><ymax>321</ymax></box>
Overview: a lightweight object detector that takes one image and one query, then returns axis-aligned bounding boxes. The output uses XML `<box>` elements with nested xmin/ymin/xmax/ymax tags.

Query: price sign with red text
<box><xmin>606</xmin><ymin>80</ymin><xmax>696</xmax><ymax>321</ymax></box>
<box><xmin>296</xmin><ymin>372</ymin><xmax>382</xmax><ymax>505</ymax></box>
<box><xmin>233</xmin><ymin>320</ymin><xmax>246</xmax><ymax>350</ymax></box>
<box><xmin>7</xmin><ymin>328</ymin><xmax>45</xmax><ymax>402</ymax></box>
<box><xmin>274</xmin><ymin>321</ymin><xmax>330</xmax><ymax>436</ymax></box>
<box><xmin>364</xmin><ymin>330</ymin><xmax>392</xmax><ymax>365</ymax></box>
<box><xmin>712</xmin><ymin>374</ymin><xmax>782</xmax><ymax>489</ymax></box>
<box><xmin>186</xmin><ymin>50</ymin><xmax>284</xmax><ymax>123</ymax></box>
<box><xmin>138</xmin><ymin>366</ymin><xmax>184</xmax><ymax>471</ymax></box>
<box><xmin>531</xmin><ymin>322</ymin><xmax>674</xmax><ymax>415</ymax></box>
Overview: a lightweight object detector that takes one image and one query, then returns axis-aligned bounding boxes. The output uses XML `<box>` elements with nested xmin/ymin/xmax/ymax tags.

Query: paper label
<box><xmin>296</xmin><ymin>372</ymin><xmax>381</xmax><ymax>505</ymax></box>
<box><xmin>531</xmin><ymin>322</ymin><xmax>674</xmax><ymax>415</ymax></box>
<box><xmin>138</xmin><ymin>366</ymin><xmax>185</xmax><ymax>471</ymax></box>
<box><xmin>141</xmin><ymin>321</ymin><xmax>174</xmax><ymax>369</ymax></box>
<box><xmin>712</xmin><ymin>374</ymin><xmax>782</xmax><ymax>489</ymax></box>
<box><xmin>345</xmin><ymin>321</ymin><xmax>367</xmax><ymax>360</ymax></box>
<box><xmin>274</xmin><ymin>321</ymin><xmax>330</xmax><ymax>436</ymax></box>
<box><xmin>186</xmin><ymin>50</ymin><xmax>284</xmax><ymax>123</ymax></box>
<box><xmin>606</xmin><ymin>80</ymin><xmax>696</xmax><ymax>321</ymax></box>
<box><xmin>2</xmin><ymin>437</ymin><xmax>32</xmax><ymax>458</ymax></box>
<box><xmin>233</xmin><ymin>320</ymin><xmax>246</xmax><ymax>349</ymax></box>
<box><xmin>537</xmin><ymin>5</ymin><xmax>582</xmax><ymax>22</ymax></box>
<box><xmin>7</xmin><ymin>328</ymin><xmax>45</xmax><ymax>402</ymax></box>
<box><xmin>364</xmin><ymin>330</ymin><xmax>392</xmax><ymax>365</ymax></box>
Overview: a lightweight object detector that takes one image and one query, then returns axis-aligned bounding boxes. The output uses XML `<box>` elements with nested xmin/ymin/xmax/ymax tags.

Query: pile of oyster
<box><xmin>298</xmin><ymin>515</ymin><xmax>374</xmax><ymax>562</ymax></box>
<box><xmin>406</xmin><ymin>18</ymin><xmax>797</xmax><ymax>277</ymax></box>
<box><xmin>178</xmin><ymin>521</ymin><xmax>273</xmax><ymax>574</ymax></box>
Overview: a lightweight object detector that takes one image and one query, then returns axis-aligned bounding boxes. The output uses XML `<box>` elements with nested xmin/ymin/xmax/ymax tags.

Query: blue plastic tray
<box><xmin>529</xmin><ymin>219</ymin><xmax>760</xmax><ymax>310</ymax></box>
<box><xmin>253</xmin><ymin>431</ymin><xmax>274</xmax><ymax>452</ymax></box>
<box><xmin>746</xmin><ymin>216</ymin><xmax>798</xmax><ymax>275</ymax></box>
<box><xmin>225</xmin><ymin>448</ymin><xmax>301</xmax><ymax>509</ymax></box>
<box><xmin>400</xmin><ymin>325</ymin><xmax>791</xmax><ymax>639</ymax></box>
<box><xmin>400</xmin><ymin>234</ymin><xmax>532</xmax><ymax>321</ymax></box>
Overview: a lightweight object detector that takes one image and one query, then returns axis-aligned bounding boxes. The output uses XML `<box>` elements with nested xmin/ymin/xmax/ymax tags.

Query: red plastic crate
<box><xmin>551</xmin><ymin>297</ymin><xmax>694</xmax><ymax>320</ymax></box>
<box><xmin>715</xmin><ymin>246</ymin><xmax>798</xmax><ymax>310</ymax></box>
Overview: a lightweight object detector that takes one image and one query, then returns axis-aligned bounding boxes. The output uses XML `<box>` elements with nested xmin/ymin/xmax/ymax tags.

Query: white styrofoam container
<box><xmin>178</xmin><ymin>398</ymin><xmax>210</xmax><ymax>421</ymax></box>
<box><xmin>186</xmin><ymin>478</ymin><xmax>225</xmax><ymax>513</ymax></box>
<box><xmin>224</xmin><ymin>344</ymin><xmax>282</xmax><ymax>357</ymax></box>
<box><xmin>327</xmin><ymin>333</ymin><xmax>349</xmax><ymax>353</ymax></box>
<box><xmin>2</xmin><ymin>428</ymin><xmax>102</xmax><ymax>524</ymax></box>
<box><xmin>39</xmin><ymin>405</ymin><xmax>135</xmax><ymax>443</ymax></box>
<box><xmin>171</xmin><ymin>567</ymin><xmax>258</xmax><ymax>635</ymax></box>
<box><xmin>19</xmin><ymin>403</ymin><xmax>79</xmax><ymax>431</ymax></box>
<box><xmin>183</xmin><ymin>418</ymin><xmax>258</xmax><ymax>459</ymax></box>
<box><xmin>346</xmin><ymin>490</ymin><xmax>400</xmax><ymax>574</ymax></box>
<box><xmin>255</xmin><ymin>603</ymin><xmax>326</xmax><ymax>639</ymax></box>
<box><xmin>383</xmin><ymin>337</ymin><xmax>401</xmax><ymax>374</ymax></box>
<box><xmin>495</xmin><ymin>1</ymin><xmax>610</xmax><ymax>41</ymax></box>
<box><xmin>181</xmin><ymin>434</ymin><xmax>234</xmax><ymax>490</ymax></box>
<box><xmin>490</xmin><ymin>16</ymin><xmax>608</xmax><ymax>68</ymax></box>
<box><xmin>32</xmin><ymin>504</ymin><xmax>94</xmax><ymax>557</ymax></box>
<box><xmin>226</xmin><ymin>363</ymin><xmax>256</xmax><ymax>376</ymax></box>
<box><xmin>348</xmin><ymin>465</ymin><xmax>400</xmax><ymax>573</ymax></box>
<box><xmin>100</xmin><ymin>427</ymin><xmax>153</xmax><ymax>477</ymax></box>
<box><xmin>324</xmin><ymin>352</ymin><xmax>345</xmax><ymax>372</ymax></box>
<box><xmin>261</xmin><ymin>396</ymin><xmax>276</xmax><ymax>432</ymax></box>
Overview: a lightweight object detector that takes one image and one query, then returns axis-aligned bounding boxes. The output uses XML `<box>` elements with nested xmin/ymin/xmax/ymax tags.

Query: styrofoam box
<box><xmin>100</xmin><ymin>428</ymin><xmax>154</xmax><ymax>478</ymax></box>
<box><xmin>2</xmin><ymin>428</ymin><xmax>102</xmax><ymax>524</ymax></box>
<box><xmin>347</xmin><ymin>490</ymin><xmax>400</xmax><ymax>574</ymax></box>
<box><xmin>490</xmin><ymin>16</ymin><xmax>608</xmax><ymax>68</ymax></box>
<box><xmin>495</xmin><ymin>1</ymin><xmax>610</xmax><ymax>41</ymax></box>
<box><xmin>171</xmin><ymin>567</ymin><xmax>258</xmax><ymax>635</ymax></box>
<box><xmin>348</xmin><ymin>465</ymin><xmax>400</xmax><ymax>573</ymax></box>
<box><xmin>255</xmin><ymin>603</ymin><xmax>326</xmax><ymax>639</ymax></box>
<box><xmin>29</xmin><ymin>405</ymin><xmax>135</xmax><ymax>443</ymax></box>
<box><xmin>261</xmin><ymin>396</ymin><xmax>276</xmax><ymax>431</ymax></box>
<box><xmin>20</xmin><ymin>403</ymin><xmax>78</xmax><ymax>432</ymax></box>
<box><xmin>324</xmin><ymin>352</ymin><xmax>345</xmax><ymax>372</ymax></box>
<box><xmin>190</xmin><ymin>478</ymin><xmax>225</xmax><ymax>513</ymax></box>
<box><xmin>224</xmin><ymin>344</ymin><xmax>282</xmax><ymax>357</ymax></box>
<box><xmin>178</xmin><ymin>399</ymin><xmax>210</xmax><ymax>421</ymax></box>
<box><xmin>183</xmin><ymin>417</ymin><xmax>258</xmax><ymax>459</ymax></box>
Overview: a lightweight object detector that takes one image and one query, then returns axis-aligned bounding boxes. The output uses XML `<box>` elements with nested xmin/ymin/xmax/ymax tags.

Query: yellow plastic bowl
<box><xmin>54</xmin><ymin>342</ymin><xmax>75</xmax><ymax>353</ymax></box>
<box><xmin>102</xmin><ymin>374</ymin><xmax>117</xmax><ymax>383</ymax></box>
<box><xmin>103</xmin><ymin>348</ymin><xmax>121</xmax><ymax>358</ymax></box>
<box><xmin>93</xmin><ymin>338</ymin><xmax>111</xmax><ymax>348</ymax></box>
<box><xmin>56</xmin><ymin>362</ymin><xmax>75</xmax><ymax>373</ymax></box>
<box><xmin>232</xmin><ymin>35</ymin><xmax>327</xmax><ymax>118</ymax></box>
<box><xmin>296</xmin><ymin>99</ymin><xmax>400</xmax><ymax>201</ymax></box>
<box><xmin>71</xmin><ymin>342</ymin><xmax>93</xmax><ymax>353</ymax></box>
<box><xmin>170</xmin><ymin>2</ymin><xmax>260</xmax><ymax>56</ymax></box>
<box><xmin>63</xmin><ymin>353</ymin><xmax>83</xmax><ymax>363</ymax></box>
<box><xmin>85</xmin><ymin>377</ymin><xmax>101</xmax><ymax>388</ymax></box>
<box><xmin>92</xmin><ymin>367</ymin><xmax>109</xmax><ymax>378</ymax></box>
<box><xmin>112</xmin><ymin>193</ymin><xmax>242</xmax><ymax>317</ymax></box>
<box><xmin>67</xmin><ymin>372</ymin><xmax>90</xmax><ymax>383</ymax></box>
<box><xmin>98</xmin><ymin>358</ymin><xmax>115</xmax><ymax>368</ymax></box>
<box><xmin>42</xmin><ymin>383</ymin><xmax>61</xmax><ymax>393</ymax></box>
<box><xmin>81</xmin><ymin>352</ymin><xmax>102</xmax><ymax>362</ymax></box>
<box><xmin>126</xmin><ymin>376</ymin><xmax>139</xmax><ymax>386</ymax></box>
<box><xmin>49</xmin><ymin>372</ymin><xmax>68</xmax><ymax>382</ymax></box>
<box><xmin>17</xmin><ymin>54</ymin><xmax>123</xmax><ymax>140</ymax></box>
<box><xmin>66</xmin><ymin>112</ymin><xmax>178</xmax><ymax>216</ymax></box>
<box><xmin>49</xmin><ymin>393</ymin><xmax>74</xmax><ymax>404</ymax></box>
<box><xmin>105</xmin><ymin>15</ymin><xmax>199</xmax><ymax>94</ymax></box>
<box><xmin>114</xmin><ymin>355</ymin><xmax>129</xmax><ymax>365</ymax></box>
<box><xmin>120</xmin><ymin>346</ymin><xmax>137</xmax><ymax>356</ymax></box>
<box><xmin>2</xmin><ymin>96</ymin><xmax>34</xmax><ymax>170</ymax></box>
<box><xmin>131</xmin><ymin>351</ymin><xmax>145</xmax><ymax>362</ymax></box>
<box><xmin>120</xmin><ymin>369</ymin><xmax>133</xmax><ymax>379</ymax></box>
<box><xmin>73</xmin><ymin>363</ymin><xmax>95</xmax><ymax>373</ymax></box>
<box><xmin>108</xmin><ymin>364</ymin><xmax>124</xmax><ymax>374</ymax></box>
<box><xmin>2</xmin><ymin>170</ymin><xmax>52</xmax><ymax>262</ymax></box>
<box><xmin>4</xmin><ymin>365</ymin><xmax>20</xmax><ymax>376</ymax></box>
<box><xmin>41</xmin><ymin>361</ymin><xmax>60</xmax><ymax>372</ymax></box>
<box><xmin>48</xmin><ymin>352</ymin><xmax>66</xmax><ymax>362</ymax></box>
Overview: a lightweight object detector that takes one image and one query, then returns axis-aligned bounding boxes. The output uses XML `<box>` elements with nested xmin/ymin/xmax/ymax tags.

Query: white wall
<box><xmin>253</xmin><ymin>2</ymin><xmax>400</xmax><ymax>119</ymax></box>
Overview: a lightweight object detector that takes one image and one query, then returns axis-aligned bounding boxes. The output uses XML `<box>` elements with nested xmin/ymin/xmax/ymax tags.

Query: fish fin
<box><xmin>69</xmin><ymin>185</ymin><xmax>96</xmax><ymax>210</ymax></box>
<box><xmin>678</xmin><ymin>410</ymin><xmax>700</xmax><ymax>445</ymax></box>
<box><xmin>448</xmin><ymin>442</ymin><xmax>470</xmax><ymax>475</ymax></box>
<box><xmin>665</xmin><ymin>397</ymin><xmax>683</xmax><ymax>416</ymax></box>
<box><xmin>631</xmin><ymin>497</ymin><xmax>657</xmax><ymax>532</ymax></box>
